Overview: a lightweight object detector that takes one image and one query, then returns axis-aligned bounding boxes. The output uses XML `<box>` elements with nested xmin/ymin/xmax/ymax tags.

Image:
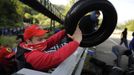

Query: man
<box><xmin>120</xmin><ymin>28</ymin><xmax>128</xmax><ymax>48</ymax></box>
<box><xmin>79</xmin><ymin>10</ymin><xmax>100</xmax><ymax>34</ymax></box>
<box><xmin>0</xmin><ymin>45</ymin><xmax>15</xmax><ymax>63</ymax></box>
<box><xmin>0</xmin><ymin>44</ymin><xmax>16</xmax><ymax>74</ymax></box>
<box><xmin>112</xmin><ymin>45</ymin><xmax>132</xmax><ymax>67</ymax></box>
<box><xmin>16</xmin><ymin>24</ymin><xmax>82</xmax><ymax>71</ymax></box>
<box><xmin>129</xmin><ymin>32</ymin><xmax>134</xmax><ymax>51</ymax></box>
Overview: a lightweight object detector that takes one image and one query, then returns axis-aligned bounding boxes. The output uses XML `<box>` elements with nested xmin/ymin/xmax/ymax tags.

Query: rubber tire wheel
<box><xmin>64</xmin><ymin>0</ymin><xmax>117</xmax><ymax>47</ymax></box>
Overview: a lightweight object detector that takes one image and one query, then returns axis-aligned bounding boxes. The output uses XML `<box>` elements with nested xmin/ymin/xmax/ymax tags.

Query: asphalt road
<box><xmin>94</xmin><ymin>30</ymin><xmax>133</xmax><ymax>70</ymax></box>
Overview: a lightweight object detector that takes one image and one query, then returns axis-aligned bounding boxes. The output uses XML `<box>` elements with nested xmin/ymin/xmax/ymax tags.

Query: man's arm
<box><xmin>25</xmin><ymin>41</ymin><xmax>79</xmax><ymax>70</ymax></box>
<box><xmin>25</xmin><ymin>26</ymin><xmax>82</xmax><ymax>70</ymax></box>
<box><xmin>45</xmin><ymin>30</ymin><xmax>66</xmax><ymax>50</ymax></box>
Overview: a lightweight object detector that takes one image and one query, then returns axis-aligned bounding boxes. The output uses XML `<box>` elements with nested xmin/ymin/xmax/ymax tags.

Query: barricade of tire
<box><xmin>64</xmin><ymin>0</ymin><xmax>117</xmax><ymax>47</ymax></box>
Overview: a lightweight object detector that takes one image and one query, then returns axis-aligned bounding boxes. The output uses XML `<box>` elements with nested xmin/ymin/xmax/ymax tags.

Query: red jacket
<box><xmin>19</xmin><ymin>30</ymin><xmax>79</xmax><ymax>71</ymax></box>
<box><xmin>0</xmin><ymin>47</ymin><xmax>15</xmax><ymax>65</ymax></box>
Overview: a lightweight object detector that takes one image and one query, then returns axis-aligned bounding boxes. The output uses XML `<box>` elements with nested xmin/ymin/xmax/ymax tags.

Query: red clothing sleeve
<box><xmin>0</xmin><ymin>48</ymin><xmax>14</xmax><ymax>64</ymax></box>
<box><xmin>5</xmin><ymin>52</ymin><xmax>15</xmax><ymax>59</ymax></box>
<box><xmin>25</xmin><ymin>41</ymin><xmax>79</xmax><ymax>71</ymax></box>
<box><xmin>0</xmin><ymin>48</ymin><xmax>10</xmax><ymax>61</ymax></box>
<box><xmin>44</xmin><ymin>30</ymin><xmax>66</xmax><ymax>50</ymax></box>
<box><xmin>0</xmin><ymin>48</ymin><xmax>6</xmax><ymax>62</ymax></box>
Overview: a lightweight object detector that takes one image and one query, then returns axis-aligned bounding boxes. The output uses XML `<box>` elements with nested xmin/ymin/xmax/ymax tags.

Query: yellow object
<box><xmin>6</xmin><ymin>48</ymin><xmax>12</xmax><ymax>53</ymax></box>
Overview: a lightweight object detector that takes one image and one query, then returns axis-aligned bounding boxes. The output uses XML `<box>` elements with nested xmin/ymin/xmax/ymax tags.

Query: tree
<box><xmin>64</xmin><ymin>0</ymin><xmax>75</xmax><ymax>15</ymax></box>
<box><xmin>125</xmin><ymin>20</ymin><xmax>134</xmax><ymax>31</ymax></box>
<box><xmin>53</xmin><ymin>4</ymin><xmax>65</xmax><ymax>14</ymax></box>
<box><xmin>0</xmin><ymin>0</ymin><xmax>23</xmax><ymax>27</ymax></box>
<box><xmin>118</xmin><ymin>20</ymin><xmax>134</xmax><ymax>31</ymax></box>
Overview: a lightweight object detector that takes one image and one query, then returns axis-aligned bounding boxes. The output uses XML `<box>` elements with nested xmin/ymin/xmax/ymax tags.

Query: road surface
<box><xmin>95</xmin><ymin>30</ymin><xmax>133</xmax><ymax>70</ymax></box>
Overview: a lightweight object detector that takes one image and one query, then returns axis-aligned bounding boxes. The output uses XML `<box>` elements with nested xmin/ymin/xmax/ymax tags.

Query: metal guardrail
<box><xmin>13</xmin><ymin>47</ymin><xmax>88</xmax><ymax>75</ymax></box>
<box><xmin>37</xmin><ymin>0</ymin><xmax>64</xmax><ymax>20</ymax></box>
<box><xmin>51</xmin><ymin>47</ymin><xmax>86</xmax><ymax>75</ymax></box>
<box><xmin>20</xmin><ymin>0</ymin><xmax>64</xmax><ymax>24</ymax></box>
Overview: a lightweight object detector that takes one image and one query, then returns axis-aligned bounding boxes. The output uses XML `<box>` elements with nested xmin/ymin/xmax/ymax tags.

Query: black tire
<box><xmin>64</xmin><ymin>0</ymin><xmax>117</xmax><ymax>47</ymax></box>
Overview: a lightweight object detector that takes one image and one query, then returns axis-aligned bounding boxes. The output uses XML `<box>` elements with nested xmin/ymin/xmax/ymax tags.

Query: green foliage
<box><xmin>55</xmin><ymin>25</ymin><xmax>64</xmax><ymax>29</ymax></box>
<box><xmin>0</xmin><ymin>0</ymin><xmax>66</xmax><ymax>28</ymax></box>
<box><xmin>0</xmin><ymin>0</ymin><xmax>23</xmax><ymax>27</ymax></box>
<box><xmin>116</xmin><ymin>24</ymin><xmax>125</xmax><ymax>29</ymax></box>
<box><xmin>125</xmin><ymin>20</ymin><xmax>134</xmax><ymax>31</ymax></box>
<box><xmin>24</xmin><ymin>13</ymin><xmax>32</xmax><ymax>19</ymax></box>
<box><xmin>117</xmin><ymin>20</ymin><xmax>134</xmax><ymax>31</ymax></box>
<box><xmin>53</xmin><ymin>4</ymin><xmax>65</xmax><ymax>14</ymax></box>
<box><xmin>12</xmin><ymin>0</ymin><xmax>25</xmax><ymax>17</ymax></box>
<box><xmin>63</xmin><ymin>0</ymin><xmax>75</xmax><ymax>15</ymax></box>
<box><xmin>0</xmin><ymin>36</ymin><xmax>17</xmax><ymax>48</ymax></box>
<box><xmin>69</xmin><ymin>0</ymin><xmax>75</xmax><ymax>5</ymax></box>
<box><xmin>44</xmin><ymin>31</ymin><xmax>55</xmax><ymax>39</ymax></box>
<box><xmin>32</xmin><ymin>13</ymin><xmax>50</xmax><ymax>25</ymax></box>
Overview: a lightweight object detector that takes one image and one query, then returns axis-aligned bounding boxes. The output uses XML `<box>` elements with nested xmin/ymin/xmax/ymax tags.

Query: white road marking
<box><xmin>109</xmin><ymin>38</ymin><xmax>118</xmax><ymax>45</ymax></box>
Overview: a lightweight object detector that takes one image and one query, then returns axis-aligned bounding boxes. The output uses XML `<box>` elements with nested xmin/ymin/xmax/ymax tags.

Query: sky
<box><xmin>49</xmin><ymin>0</ymin><xmax>134</xmax><ymax>24</ymax></box>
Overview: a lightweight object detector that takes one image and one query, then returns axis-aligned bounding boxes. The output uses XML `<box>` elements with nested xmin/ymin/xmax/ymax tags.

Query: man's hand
<box><xmin>67</xmin><ymin>25</ymin><xmax>82</xmax><ymax>44</ymax></box>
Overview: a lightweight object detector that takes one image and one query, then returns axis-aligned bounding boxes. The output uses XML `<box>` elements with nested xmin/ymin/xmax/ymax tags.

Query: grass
<box><xmin>0</xmin><ymin>35</ymin><xmax>17</xmax><ymax>48</ymax></box>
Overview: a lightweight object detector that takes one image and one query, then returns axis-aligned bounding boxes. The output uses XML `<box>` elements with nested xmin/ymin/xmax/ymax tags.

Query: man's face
<box><xmin>30</xmin><ymin>35</ymin><xmax>46</xmax><ymax>44</ymax></box>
